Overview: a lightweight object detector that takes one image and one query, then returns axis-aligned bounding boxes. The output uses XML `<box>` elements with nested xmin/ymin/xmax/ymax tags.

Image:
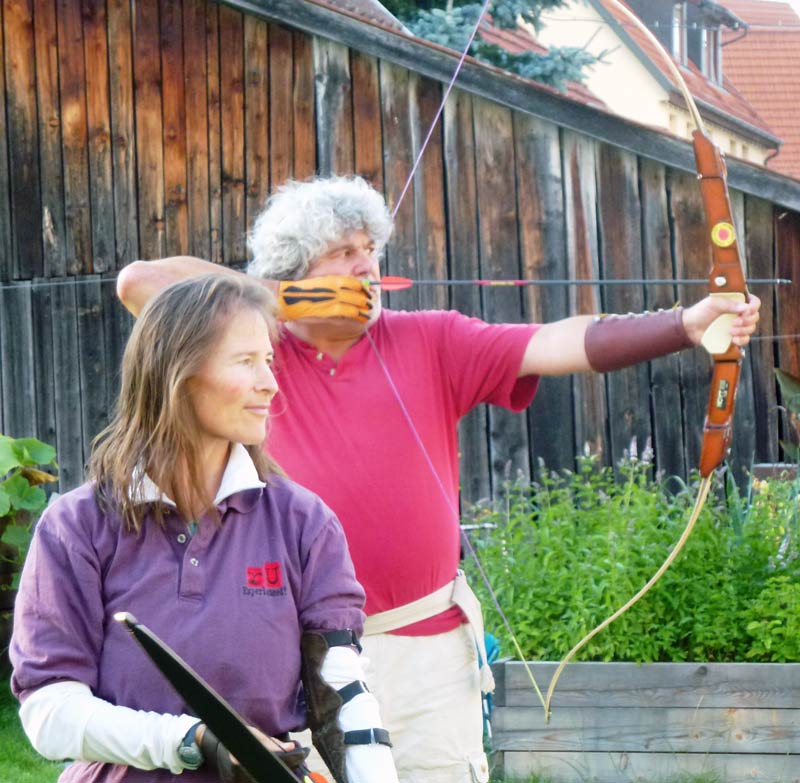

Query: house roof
<box><xmin>590</xmin><ymin>0</ymin><xmax>778</xmax><ymax>144</ymax></box>
<box><xmin>312</xmin><ymin>0</ymin><xmax>406</xmax><ymax>32</ymax></box>
<box><xmin>720</xmin><ymin>0</ymin><xmax>800</xmax><ymax>179</ymax></box>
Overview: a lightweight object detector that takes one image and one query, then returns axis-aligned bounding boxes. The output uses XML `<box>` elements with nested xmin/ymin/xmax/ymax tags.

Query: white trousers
<box><xmin>294</xmin><ymin>624</ymin><xmax>489</xmax><ymax>783</ymax></box>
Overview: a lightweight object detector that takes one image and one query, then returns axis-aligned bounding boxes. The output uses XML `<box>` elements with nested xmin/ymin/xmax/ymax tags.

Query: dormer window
<box><xmin>701</xmin><ymin>26</ymin><xmax>722</xmax><ymax>83</ymax></box>
<box><xmin>672</xmin><ymin>3</ymin><xmax>688</xmax><ymax>65</ymax></box>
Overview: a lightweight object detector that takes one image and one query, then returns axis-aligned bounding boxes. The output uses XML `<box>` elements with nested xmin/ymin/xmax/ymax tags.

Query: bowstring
<box><xmin>372</xmin><ymin>0</ymin><xmax>549</xmax><ymax>713</ymax></box>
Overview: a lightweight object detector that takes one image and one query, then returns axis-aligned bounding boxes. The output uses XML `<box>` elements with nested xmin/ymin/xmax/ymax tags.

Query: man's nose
<box><xmin>350</xmin><ymin>253</ymin><xmax>377</xmax><ymax>278</ymax></box>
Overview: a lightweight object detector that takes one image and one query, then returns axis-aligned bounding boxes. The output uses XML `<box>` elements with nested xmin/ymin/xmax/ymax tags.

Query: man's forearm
<box><xmin>116</xmin><ymin>257</ymin><xmax>247</xmax><ymax>316</ymax></box>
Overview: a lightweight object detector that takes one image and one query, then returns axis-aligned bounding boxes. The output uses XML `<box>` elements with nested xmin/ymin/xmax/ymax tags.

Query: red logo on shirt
<box><xmin>245</xmin><ymin>562</ymin><xmax>283</xmax><ymax>589</ymax></box>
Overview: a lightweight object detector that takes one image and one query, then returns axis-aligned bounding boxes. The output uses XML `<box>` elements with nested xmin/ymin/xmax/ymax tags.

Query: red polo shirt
<box><xmin>269</xmin><ymin>309</ymin><xmax>539</xmax><ymax>635</ymax></box>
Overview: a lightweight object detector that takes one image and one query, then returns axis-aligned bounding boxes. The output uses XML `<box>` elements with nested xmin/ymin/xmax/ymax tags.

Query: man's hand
<box><xmin>277</xmin><ymin>276</ymin><xmax>372</xmax><ymax>323</ymax></box>
<box><xmin>682</xmin><ymin>292</ymin><xmax>761</xmax><ymax>350</ymax></box>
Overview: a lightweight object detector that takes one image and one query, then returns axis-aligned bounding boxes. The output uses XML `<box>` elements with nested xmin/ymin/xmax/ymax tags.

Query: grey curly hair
<box><xmin>246</xmin><ymin>176</ymin><xmax>394</xmax><ymax>280</ymax></box>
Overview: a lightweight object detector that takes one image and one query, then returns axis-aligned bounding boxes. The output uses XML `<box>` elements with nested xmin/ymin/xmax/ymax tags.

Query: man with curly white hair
<box><xmin>119</xmin><ymin>174</ymin><xmax>761</xmax><ymax>783</ymax></box>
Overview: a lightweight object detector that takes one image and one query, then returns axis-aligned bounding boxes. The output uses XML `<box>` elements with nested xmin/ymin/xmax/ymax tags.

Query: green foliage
<box><xmin>463</xmin><ymin>456</ymin><xmax>800</xmax><ymax>663</ymax></box>
<box><xmin>0</xmin><ymin>435</ymin><xmax>58</xmax><ymax>590</ymax></box>
<box><xmin>398</xmin><ymin>0</ymin><xmax>601</xmax><ymax>91</ymax></box>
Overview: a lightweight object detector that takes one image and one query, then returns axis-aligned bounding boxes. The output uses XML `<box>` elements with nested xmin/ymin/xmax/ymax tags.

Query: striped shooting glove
<box><xmin>277</xmin><ymin>276</ymin><xmax>372</xmax><ymax>323</ymax></box>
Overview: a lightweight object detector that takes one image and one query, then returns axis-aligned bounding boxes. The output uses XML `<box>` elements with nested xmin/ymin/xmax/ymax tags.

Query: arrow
<box><xmin>370</xmin><ymin>275</ymin><xmax>790</xmax><ymax>291</ymax></box>
<box><xmin>115</xmin><ymin>612</ymin><xmax>323</xmax><ymax>783</ymax></box>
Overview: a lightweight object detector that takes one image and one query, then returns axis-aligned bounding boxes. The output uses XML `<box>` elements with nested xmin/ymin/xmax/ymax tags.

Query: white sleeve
<box><xmin>19</xmin><ymin>681</ymin><xmax>199</xmax><ymax>773</ymax></box>
<box><xmin>319</xmin><ymin>646</ymin><xmax>399</xmax><ymax>783</ymax></box>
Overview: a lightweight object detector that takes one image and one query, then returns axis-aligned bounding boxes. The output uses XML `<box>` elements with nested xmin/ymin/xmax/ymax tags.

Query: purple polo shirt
<box><xmin>11</xmin><ymin>475</ymin><xmax>365</xmax><ymax>783</ymax></box>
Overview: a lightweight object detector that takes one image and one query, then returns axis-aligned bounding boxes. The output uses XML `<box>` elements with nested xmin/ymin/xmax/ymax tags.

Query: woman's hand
<box><xmin>198</xmin><ymin>723</ymin><xmax>311</xmax><ymax>782</ymax></box>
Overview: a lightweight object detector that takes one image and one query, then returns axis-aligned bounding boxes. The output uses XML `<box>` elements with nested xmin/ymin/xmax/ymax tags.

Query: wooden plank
<box><xmin>744</xmin><ymin>197</ymin><xmax>778</xmax><ymax>464</ymax></box>
<box><xmin>0</xmin><ymin>0</ymin><xmax>11</xmax><ymax>281</ymax></box>
<box><xmin>206</xmin><ymin>3</ymin><xmax>223</xmax><ymax>265</ymax></box>
<box><xmin>410</xmin><ymin>73</ymin><xmax>446</xmax><ymax>313</ymax></box>
<box><xmin>562</xmin><ymin>131</ymin><xmax>607</xmax><ymax>462</ymax></box>
<box><xmin>639</xmin><ymin>158</ymin><xmax>686</xmax><ymax>479</ymax></box>
<box><xmin>107</xmin><ymin>0</ymin><xmax>138</xmax><ymax>267</ymax></box>
<box><xmin>268</xmin><ymin>22</ymin><xmax>292</xmax><ymax>189</ymax></box>
<box><xmin>0</xmin><ymin>287</ymin><xmax>36</xmax><ymax>437</ymax></box>
<box><xmin>776</xmin><ymin>209</ymin><xmax>800</xmax><ymax>379</ymax></box>
<box><xmin>380</xmin><ymin>61</ymin><xmax>417</xmax><ymax>311</ymax></box>
<box><xmin>31</xmin><ymin>280</ymin><xmax>57</xmax><ymax>452</ymax></box>
<box><xmin>5</xmin><ymin>0</ymin><xmax>43</xmax><ymax>278</ymax></box>
<box><xmin>132</xmin><ymin>0</ymin><xmax>165</xmax><ymax>259</ymax></box>
<box><xmin>50</xmin><ymin>281</ymin><xmax>83</xmax><ymax>490</ymax></box>
<box><xmin>313</xmin><ymin>37</ymin><xmax>354</xmax><ymax>176</ymax></box>
<box><xmin>493</xmin><ymin>705</ymin><xmax>800</xmax><ymax>754</ymax></box>
<box><xmin>351</xmin><ymin>50</ymin><xmax>383</xmax><ymax>190</ymax></box>
<box><xmin>160</xmin><ymin>0</ymin><xmax>189</xmax><ymax>256</ymax></box>
<box><xmin>76</xmin><ymin>277</ymin><xmax>108</xmax><ymax>464</ymax></box>
<box><xmin>443</xmin><ymin>89</ymin><xmax>490</xmax><ymax>504</ymax></box>
<box><xmin>101</xmin><ymin>273</ymin><xmax>134</xmax><ymax>414</ymax></box>
<box><xmin>244</xmin><ymin>16</ymin><xmax>269</xmax><ymax>229</ymax></box>
<box><xmin>219</xmin><ymin>5</ymin><xmax>246</xmax><ymax>265</ymax></box>
<box><xmin>183</xmin><ymin>0</ymin><xmax>210</xmax><ymax>260</ymax></box>
<box><xmin>596</xmin><ymin>144</ymin><xmax>651</xmax><ymax>467</ymax></box>
<box><xmin>292</xmin><ymin>30</ymin><xmax>315</xmax><ymax>181</ymax></box>
<box><xmin>57</xmin><ymin>0</ymin><xmax>92</xmax><ymax>273</ymax></box>
<box><xmin>33</xmin><ymin>0</ymin><xmax>67</xmax><ymax>277</ymax></box>
<box><xmin>498</xmin><ymin>661</ymin><xmax>800</xmax><ymax>708</ymax></box>
<box><xmin>514</xmin><ymin>113</ymin><xmax>574</xmax><ymax>472</ymax></box>
<box><xmin>669</xmin><ymin>168</ymin><xmax>712</xmax><ymax>468</ymax></box>
<box><xmin>473</xmin><ymin>97</ymin><xmax>531</xmax><ymax>491</ymax></box>
<box><xmin>84</xmin><ymin>0</ymin><xmax>115</xmax><ymax>272</ymax></box>
<box><xmin>501</xmin><ymin>750</ymin><xmax>800</xmax><ymax>783</ymax></box>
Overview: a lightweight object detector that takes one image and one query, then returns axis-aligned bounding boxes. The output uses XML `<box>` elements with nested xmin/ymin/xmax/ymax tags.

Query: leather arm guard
<box><xmin>584</xmin><ymin>307</ymin><xmax>694</xmax><ymax>372</ymax></box>
<box><xmin>301</xmin><ymin>630</ymin><xmax>391</xmax><ymax>783</ymax></box>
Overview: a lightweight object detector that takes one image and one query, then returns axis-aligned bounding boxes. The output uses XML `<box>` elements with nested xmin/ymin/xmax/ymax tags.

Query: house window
<box><xmin>702</xmin><ymin>26</ymin><xmax>722</xmax><ymax>83</ymax></box>
<box><xmin>672</xmin><ymin>3</ymin><xmax>687</xmax><ymax>64</ymax></box>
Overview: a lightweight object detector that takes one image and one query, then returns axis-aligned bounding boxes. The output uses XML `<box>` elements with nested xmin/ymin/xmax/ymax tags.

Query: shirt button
<box><xmin>329</xmin><ymin>368</ymin><xmax>336</xmax><ymax>376</ymax></box>
<box><xmin>177</xmin><ymin>533</ymin><xmax>187</xmax><ymax>544</ymax></box>
<box><xmin>316</xmin><ymin>352</ymin><xmax>324</xmax><ymax>360</ymax></box>
<box><xmin>190</xmin><ymin>558</ymin><xmax>199</xmax><ymax>567</ymax></box>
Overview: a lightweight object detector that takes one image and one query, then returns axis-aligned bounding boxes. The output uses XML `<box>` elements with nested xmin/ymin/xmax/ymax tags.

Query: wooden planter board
<box><xmin>491</xmin><ymin>661</ymin><xmax>800</xmax><ymax>783</ymax></box>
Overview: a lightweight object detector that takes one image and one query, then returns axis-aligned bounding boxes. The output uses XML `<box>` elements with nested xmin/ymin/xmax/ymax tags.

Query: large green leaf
<box><xmin>775</xmin><ymin>368</ymin><xmax>800</xmax><ymax>415</ymax></box>
<box><xmin>12</xmin><ymin>437</ymin><xmax>57</xmax><ymax>468</ymax></box>
<box><xmin>0</xmin><ymin>436</ymin><xmax>22</xmax><ymax>477</ymax></box>
<box><xmin>0</xmin><ymin>485</ymin><xmax>10</xmax><ymax>517</ymax></box>
<box><xmin>1</xmin><ymin>474</ymin><xmax>47</xmax><ymax>513</ymax></box>
<box><xmin>1</xmin><ymin>522</ymin><xmax>31</xmax><ymax>548</ymax></box>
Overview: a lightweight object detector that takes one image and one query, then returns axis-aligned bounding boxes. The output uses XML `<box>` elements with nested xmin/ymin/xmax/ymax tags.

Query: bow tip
<box><xmin>113</xmin><ymin>611</ymin><xmax>138</xmax><ymax>628</ymax></box>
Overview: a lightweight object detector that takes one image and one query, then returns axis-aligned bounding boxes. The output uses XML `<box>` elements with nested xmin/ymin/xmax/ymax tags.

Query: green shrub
<box><xmin>463</xmin><ymin>456</ymin><xmax>800</xmax><ymax>662</ymax></box>
<box><xmin>0</xmin><ymin>435</ymin><xmax>58</xmax><ymax>591</ymax></box>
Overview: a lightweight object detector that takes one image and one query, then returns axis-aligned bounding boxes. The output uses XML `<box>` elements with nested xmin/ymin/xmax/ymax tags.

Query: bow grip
<box><xmin>698</xmin><ymin>355</ymin><xmax>742</xmax><ymax>477</ymax></box>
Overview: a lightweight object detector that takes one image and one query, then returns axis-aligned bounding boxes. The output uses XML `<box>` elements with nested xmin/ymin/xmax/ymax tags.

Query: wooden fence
<box><xmin>492</xmin><ymin>661</ymin><xmax>800</xmax><ymax>783</ymax></box>
<box><xmin>1</xmin><ymin>0</ymin><xmax>800</xmax><ymax>499</ymax></box>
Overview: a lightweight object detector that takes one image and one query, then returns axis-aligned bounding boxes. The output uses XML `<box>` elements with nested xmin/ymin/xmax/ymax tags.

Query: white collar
<box><xmin>133</xmin><ymin>443</ymin><xmax>266</xmax><ymax>507</ymax></box>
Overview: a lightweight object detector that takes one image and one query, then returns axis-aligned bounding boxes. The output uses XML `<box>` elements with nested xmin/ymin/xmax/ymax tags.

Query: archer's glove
<box><xmin>277</xmin><ymin>276</ymin><xmax>372</xmax><ymax>323</ymax></box>
<box><xmin>200</xmin><ymin>725</ymin><xmax>313</xmax><ymax>782</ymax></box>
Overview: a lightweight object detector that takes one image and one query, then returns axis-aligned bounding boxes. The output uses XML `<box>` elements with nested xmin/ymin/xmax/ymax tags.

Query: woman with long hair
<box><xmin>10</xmin><ymin>275</ymin><xmax>396</xmax><ymax>783</ymax></box>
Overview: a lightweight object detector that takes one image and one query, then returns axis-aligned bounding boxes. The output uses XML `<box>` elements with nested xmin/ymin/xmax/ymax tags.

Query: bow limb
<box><xmin>542</xmin><ymin>0</ymin><xmax>748</xmax><ymax>721</ymax></box>
<box><xmin>115</xmin><ymin>613</ymin><xmax>313</xmax><ymax>783</ymax></box>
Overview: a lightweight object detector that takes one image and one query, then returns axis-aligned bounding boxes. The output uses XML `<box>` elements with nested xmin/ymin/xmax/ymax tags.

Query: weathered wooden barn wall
<box><xmin>1</xmin><ymin>0</ymin><xmax>799</xmax><ymax>500</ymax></box>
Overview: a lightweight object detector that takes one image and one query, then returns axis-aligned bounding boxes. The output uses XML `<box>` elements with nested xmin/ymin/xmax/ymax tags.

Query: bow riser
<box><xmin>692</xmin><ymin>131</ymin><xmax>749</xmax><ymax>477</ymax></box>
